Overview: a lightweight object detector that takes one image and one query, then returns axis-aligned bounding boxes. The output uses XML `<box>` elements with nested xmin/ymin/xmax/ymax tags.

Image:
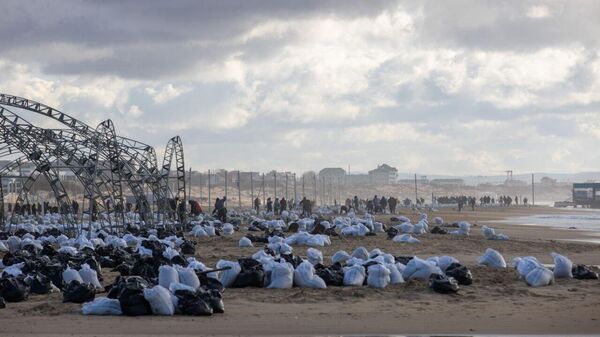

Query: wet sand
<box><xmin>1</xmin><ymin>206</ymin><xmax>599</xmax><ymax>336</ymax></box>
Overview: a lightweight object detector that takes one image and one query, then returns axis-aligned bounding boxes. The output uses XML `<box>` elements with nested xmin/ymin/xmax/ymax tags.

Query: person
<box><xmin>470</xmin><ymin>197</ymin><xmax>476</xmax><ymax>211</ymax></box>
<box><xmin>523</xmin><ymin>197</ymin><xmax>528</xmax><ymax>206</ymax></box>
<box><xmin>214</xmin><ymin>196</ymin><xmax>227</xmax><ymax>222</ymax></box>
<box><xmin>388</xmin><ymin>197</ymin><xmax>397</xmax><ymax>214</ymax></box>
<box><xmin>373</xmin><ymin>195</ymin><xmax>380</xmax><ymax>213</ymax></box>
<box><xmin>254</xmin><ymin>197</ymin><xmax>260</xmax><ymax>214</ymax></box>
<box><xmin>300</xmin><ymin>197</ymin><xmax>311</xmax><ymax>217</ymax></box>
<box><xmin>366</xmin><ymin>199</ymin><xmax>373</xmax><ymax>213</ymax></box>
<box><xmin>189</xmin><ymin>200</ymin><xmax>202</xmax><ymax>216</ymax></box>
<box><xmin>274</xmin><ymin>198</ymin><xmax>280</xmax><ymax>215</ymax></box>
<box><xmin>380</xmin><ymin>196</ymin><xmax>388</xmax><ymax>213</ymax></box>
<box><xmin>353</xmin><ymin>196</ymin><xmax>359</xmax><ymax>212</ymax></box>
<box><xmin>458</xmin><ymin>199</ymin><xmax>463</xmax><ymax>212</ymax></box>
<box><xmin>515</xmin><ymin>196</ymin><xmax>519</xmax><ymax>205</ymax></box>
<box><xmin>212</xmin><ymin>198</ymin><xmax>220</xmax><ymax>216</ymax></box>
<box><xmin>280</xmin><ymin>198</ymin><xmax>287</xmax><ymax>213</ymax></box>
<box><xmin>266</xmin><ymin>197</ymin><xmax>273</xmax><ymax>213</ymax></box>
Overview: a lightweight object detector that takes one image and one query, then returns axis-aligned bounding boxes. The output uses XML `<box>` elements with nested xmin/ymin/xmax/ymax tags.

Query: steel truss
<box><xmin>0</xmin><ymin>93</ymin><xmax>188</xmax><ymax>234</ymax></box>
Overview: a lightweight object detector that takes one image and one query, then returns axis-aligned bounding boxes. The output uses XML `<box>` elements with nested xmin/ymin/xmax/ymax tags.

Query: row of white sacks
<box><xmin>211</xmin><ymin>246</ymin><xmax>464</xmax><ymax>289</ymax></box>
<box><xmin>479</xmin><ymin>248</ymin><xmax>575</xmax><ymax>287</ymax></box>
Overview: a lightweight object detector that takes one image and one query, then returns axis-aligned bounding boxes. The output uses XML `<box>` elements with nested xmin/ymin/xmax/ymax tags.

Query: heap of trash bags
<box><xmin>477</xmin><ymin>248</ymin><xmax>598</xmax><ymax>287</ymax></box>
<box><xmin>0</xmin><ymin>223</ymin><xmax>227</xmax><ymax>316</ymax></box>
<box><xmin>212</xmin><ymin>244</ymin><xmax>472</xmax><ymax>294</ymax></box>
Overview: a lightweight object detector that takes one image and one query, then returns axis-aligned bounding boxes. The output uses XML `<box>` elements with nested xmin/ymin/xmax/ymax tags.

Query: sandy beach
<box><xmin>1</xmin><ymin>206</ymin><xmax>599</xmax><ymax>336</ymax></box>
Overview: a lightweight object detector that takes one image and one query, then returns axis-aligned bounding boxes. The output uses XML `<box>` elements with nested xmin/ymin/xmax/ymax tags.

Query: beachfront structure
<box><xmin>572</xmin><ymin>183</ymin><xmax>600</xmax><ymax>208</ymax></box>
<box><xmin>368</xmin><ymin>164</ymin><xmax>398</xmax><ymax>185</ymax></box>
<box><xmin>318</xmin><ymin>167</ymin><xmax>346</xmax><ymax>178</ymax></box>
<box><xmin>0</xmin><ymin>93</ymin><xmax>188</xmax><ymax>233</ymax></box>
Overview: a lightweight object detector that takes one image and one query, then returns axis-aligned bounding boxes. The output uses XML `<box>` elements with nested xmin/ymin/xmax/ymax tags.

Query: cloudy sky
<box><xmin>2</xmin><ymin>0</ymin><xmax>600</xmax><ymax>175</ymax></box>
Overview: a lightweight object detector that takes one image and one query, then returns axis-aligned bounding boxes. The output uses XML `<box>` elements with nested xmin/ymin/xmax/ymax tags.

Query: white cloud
<box><xmin>527</xmin><ymin>5</ymin><xmax>551</xmax><ymax>19</ymax></box>
<box><xmin>145</xmin><ymin>83</ymin><xmax>192</xmax><ymax>104</ymax></box>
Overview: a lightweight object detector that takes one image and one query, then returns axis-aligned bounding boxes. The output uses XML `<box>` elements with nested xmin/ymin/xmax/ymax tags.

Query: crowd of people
<box><xmin>436</xmin><ymin>194</ymin><xmax>530</xmax><ymax>212</ymax></box>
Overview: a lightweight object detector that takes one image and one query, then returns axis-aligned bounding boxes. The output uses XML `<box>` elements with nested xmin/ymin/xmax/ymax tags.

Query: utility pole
<box><xmin>237</xmin><ymin>170</ymin><xmax>241</xmax><ymax>209</ymax></box>
<box><xmin>262</xmin><ymin>173</ymin><xmax>265</xmax><ymax>206</ymax></box>
<box><xmin>208</xmin><ymin>169</ymin><xmax>211</xmax><ymax>214</ymax></box>
<box><xmin>285</xmin><ymin>172</ymin><xmax>288</xmax><ymax>200</ymax></box>
<box><xmin>414</xmin><ymin>173</ymin><xmax>418</xmax><ymax>203</ymax></box>
<box><xmin>302</xmin><ymin>174</ymin><xmax>305</xmax><ymax>197</ymax></box>
<box><xmin>274</xmin><ymin>171</ymin><xmax>277</xmax><ymax>199</ymax></box>
<box><xmin>188</xmin><ymin>167</ymin><xmax>192</xmax><ymax>202</ymax></box>
<box><xmin>224</xmin><ymin>170</ymin><xmax>228</xmax><ymax>206</ymax></box>
<box><xmin>250</xmin><ymin>172</ymin><xmax>253</xmax><ymax>207</ymax></box>
<box><xmin>293</xmin><ymin>173</ymin><xmax>297</xmax><ymax>204</ymax></box>
<box><xmin>532</xmin><ymin>173</ymin><xmax>535</xmax><ymax>206</ymax></box>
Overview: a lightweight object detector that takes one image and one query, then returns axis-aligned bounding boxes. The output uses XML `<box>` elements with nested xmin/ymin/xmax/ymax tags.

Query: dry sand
<box><xmin>1</xmin><ymin>206</ymin><xmax>599</xmax><ymax>336</ymax></box>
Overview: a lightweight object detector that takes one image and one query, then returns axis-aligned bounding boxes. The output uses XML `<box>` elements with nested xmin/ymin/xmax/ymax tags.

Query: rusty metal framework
<box><xmin>0</xmin><ymin>93</ymin><xmax>187</xmax><ymax>234</ymax></box>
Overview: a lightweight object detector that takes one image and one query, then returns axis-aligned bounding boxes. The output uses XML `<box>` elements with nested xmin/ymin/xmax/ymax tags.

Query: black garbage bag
<box><xmin>315</xmin><ymin>264</ymin><xmax>344</xmax><ymax>286</ymax></box>
<box><xmin>28</xmin><ymin>273</ymin><xmax>53</xmax><ymax>294</ymax></box>
<box><xmin>141</xmin><ymin>240</ymin><xmax>164</xmax><ymax>256</ymax></box>
<box><xmin>41</xmin><ymin>263</ymin><xmax>64</xmax><ymax>289</ymax></box>
<box><xmin>106</xmin><ymin>277</ymin><xmax>125</xmax><ymax>299</ymax></box>
<box><xmin>386</xmin><ymin>227</ymin><xmax>399</xmax><ymax>239</ymax></box>
<box><xmin>231</xmin><ymin>258</ymin><xmax>264</xmax><ymax>288</ymax></box>
<box><xmin>199</xmin><ymin>289</ymin><xmax>225</xmax><ymax>313</ymax></box>
<box><xmin>99</xmin><ymin>256</ymin><xmax>117</xmax><ymax>268</ymax></box>
<box><xmin>444</xmin><ymin>263</ymin><xmax>473</xmax><ymax>285</ymax></box>
<box><xmin>175</xmin><ymin>290</ymin><xmax>213</xmax><ymax>316</ymax></box>
<box><xmin>198</xmin><ymin>276</ymin><xmax>224</xmax><ymax>292</ymax></box>
<box><xmin>113</xmin><ymin>263</ymin><xmax>133</xmax><ymax>276</ymax></box>
<box><xmin>395</xmin><ymin>256</ymin><xmax>414</xmax><ymax>265</ymax></box>
<box><xmin>63</xmin><ymin>280</ymin><xmax>95</xmax><ymax>303</ymax></box>
<box><xmin>0</xmin><ymin>297</ymin><xmax>5</xmax><ymax>308</ymax></box>
<box><xmin>280</xmin><ymin>254</ymin><xmax>303</xmax><ymax>268</ymax></box>
<box><xmin>244</xmin><ymin>234</ymin><xmax>268</xmax><ymax>243</ymax></box>
<box><xmin>0</xmin><ymin>277</ymin><xmax>30</xmax><ymax>302</ymax></box>
<box><xmin>118</xmin><ymin>277</ymin><xmax>152</xmax><ymax>316</ymax></box>
<box><xmin>429</xmin><ymin>273</ymin><xmax>459</xmax><ymax>294</ymax></box>
<box><xmin>572</xmin><ymin>265</ymin><xmax>599</xmax><ymax>280</ymax></box>
<box><xmin>431</xmin><ymin>226</ymin><xmax>448</xmax><ymax>234</ymax></box>
<box><xmin>180</xmin><ymin>240</ymin><xmax>196</xmax><ymax>255</ymax></box>
<box><xmin>170</xmin><ymin>255</ymin><xmax>188</xmax><ymax>267</ymax></box>
<box><xmin>131</xmin><ymin>258</ymin><xmax>158</xmax><ymax>279</ymax></box>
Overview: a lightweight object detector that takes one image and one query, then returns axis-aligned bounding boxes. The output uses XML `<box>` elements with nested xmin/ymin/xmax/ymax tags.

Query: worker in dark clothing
<box><xmin>254</xmin><ymin>197</ymin><xmax>260</xmax><ymax>214</ymax></box>
<box><xmin>280</xmin><ymin>198</ymin><xmax>287</xmax><ymax>213</ymax></box>
<box><xmin>266</xmin><ymin>198</ymin><xmax>273</xmax><ymax>213</ymax></box>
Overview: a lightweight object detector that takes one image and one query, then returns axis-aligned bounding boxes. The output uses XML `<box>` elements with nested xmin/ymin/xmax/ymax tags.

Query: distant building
<box><xmin>318</xmin><ymin>167</ymin><xmax>346</xmax><ymax>178</ymax></box>
<box><xmin>431</xmin><ymin>178</ymin><xmax>464</xmax><ymax>187</ymax></box>
<box><xmin>368</xmin><ymin>164</ymin><xmax>398</xmax><ymax>184</ymax></box>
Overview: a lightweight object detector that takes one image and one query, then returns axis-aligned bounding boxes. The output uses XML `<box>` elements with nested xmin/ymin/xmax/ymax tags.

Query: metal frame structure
<box><xmin>0</xmin><ymin>93</ymin><xmax>187</xmax><ymax>234</ymax></box>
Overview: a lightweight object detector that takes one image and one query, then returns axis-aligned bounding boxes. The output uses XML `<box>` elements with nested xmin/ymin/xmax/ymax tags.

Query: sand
<box><xmin>0</xmin><ymin>206</ymin><xmax>599</xmax><ymax>336</ymax></box>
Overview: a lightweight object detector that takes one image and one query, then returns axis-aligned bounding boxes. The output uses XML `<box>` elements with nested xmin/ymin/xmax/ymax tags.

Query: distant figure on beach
<box><xmin>213</xmin><ymin>196</ymin><xmax>227</xmax><ymax>222</ymax></box>
<box><xmin>470</xmin><ymin>197</ymin><xmax>476</xmax><ymax>211</ymax></box>
<box><xmin>388</xmin><ymin>197</ymin><xmax>397</xmax><ymax>214</ymax></box>
<box><xmin>266</xmin><ymin>197</ymin><xmax>273</xmax><ymax>213</ymax></box>
<box><xmin>280</xmin><ymin>198</ymin><xmax>287</xmax><ymax>212</ymax></box>
<box><xmin>380</xmin><ymin>196</ymin><xmax>388</xmax><ymax>213</ymax></box>
<box><xmin>353</xmin><ymin>196</ymin><xmax>359</xmax><ymax>211</ymax></box>
<box><xmin>458</xmin><ymin>199</ymin><xmax>463</xmax><ymax>212</ymax></box>
<box><xmin>515</xmin><ymin>196</ymin><xmax>519</xmax><ymax>205</ymax></box>
<box><xmin>254</xmin><ymin>197</ymin><xmax>260</xmax><ymax>214</ymax></box>
<box><xmin>274</xmin><ymin>198</ymin><xmax>280</xmax><ymax>215</ymax></box>
<box><xmin>300</xmin><ymin>197</ymin><xmax>311</xmax><ymax>217</ymax></box>
<box><xmin>523</xmin><ymin>197</ymin><xmax>528</xmax><ymax>206</ymax></box>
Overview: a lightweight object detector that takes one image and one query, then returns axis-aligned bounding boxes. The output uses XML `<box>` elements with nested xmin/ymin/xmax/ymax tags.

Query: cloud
<box><xmin>527</xmin><ymin>5</ymin><xmax>551</xmax><ymax>19</ymax></box>
<box><xmin>1</xmin><ymin>1</ymin><xmax>600</xmax><ymax>175</ymax></box>
<box><xmin>145</xmin><ymin>84</ymin><xmax>192</xmax><ymax>104</ymax></box>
